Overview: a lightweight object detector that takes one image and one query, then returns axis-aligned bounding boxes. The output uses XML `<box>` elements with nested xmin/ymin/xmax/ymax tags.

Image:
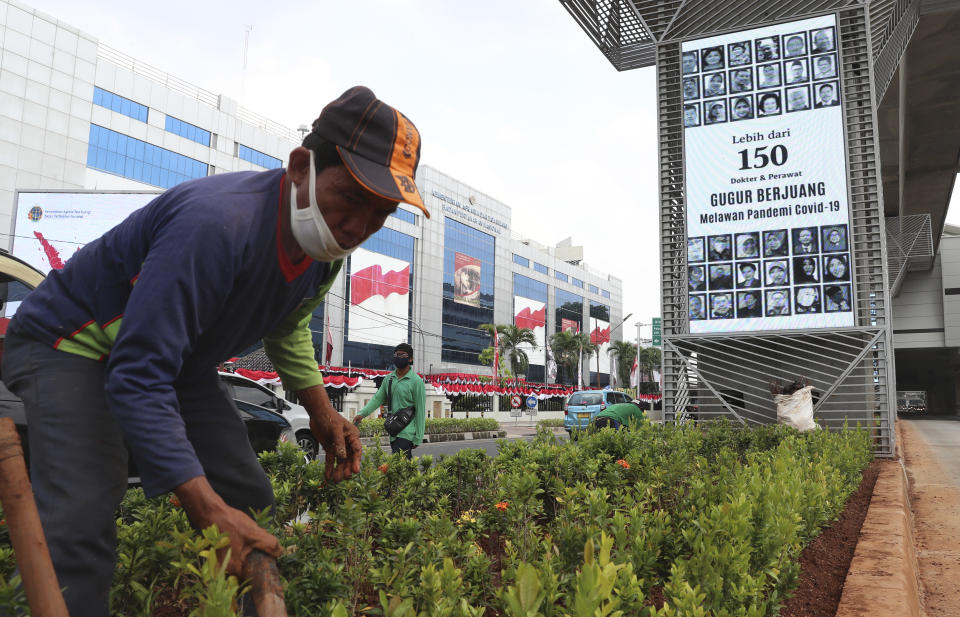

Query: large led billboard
<box><xmin>348</xmin><ymin>248</ymin><xmax>410</xmax><ymax>346</ymax></box>
<box><xmin>11</xmin><ymin>191</ymin><xmax>159</xmax><ymax>274</ymax></box>
<box><xmin>589</xmin><ymin>317</ymin><xmax>611</xmax><ymax>374</ymax></box>
<box><xmin>682</xmin><ymin>14</ymin><xmax>854</xmax><ymax>333</ymax></box>
<box><xmin>514</xmin><ymin>296</ymin><xmax>546</xmax><ymax>366</ymax></box>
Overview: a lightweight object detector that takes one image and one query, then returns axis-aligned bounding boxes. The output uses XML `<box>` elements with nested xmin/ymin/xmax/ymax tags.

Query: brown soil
<box><xmin>777</xmin><ymin>460</ymin><xmax>881</xmax><ymax>617</ymax></box>
<box><xmin>900</xmin><ymin>420</ymin><xmax>960</xmax><ymax>617</ymax></box>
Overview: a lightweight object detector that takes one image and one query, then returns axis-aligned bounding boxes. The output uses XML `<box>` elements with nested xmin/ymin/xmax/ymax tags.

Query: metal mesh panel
<box><xmin>631</xmin><ymin>0</ymin><xmax>686</xmax><ymax>39</ymax></box>
<box><xmin>558</xmin><ymin>0</ymin><xmax>657</xmax><ymax>70</ymax></box>
<box><xmin>661</xmin><ymin>0</ymin><xmax>859</xmax><ymax>41</ymax></box>
<box><xmin>886</xmin><ymin>214</ymin><xmax>934</xmax><ymax>294</ymax></box>
<box><xmin>666</xmin><ymin>329</ymin><xmax>894</xmax><ymax>456</ymax></box>
<box><xmin>871</xmin><ymin>0</ymin><xmax>919</xmax><ymax>100</ymax></box>
<box><xmin>655</xmin><ymin>7</ymin><xmax>895</xmax><ymax>455</ymax></box>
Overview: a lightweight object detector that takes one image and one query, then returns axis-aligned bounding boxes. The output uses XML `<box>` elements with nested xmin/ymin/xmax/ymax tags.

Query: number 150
<box><xmin>738</xmin><ymin>145</ymin><xmax>788</xmax><ymax>170</ymax></box>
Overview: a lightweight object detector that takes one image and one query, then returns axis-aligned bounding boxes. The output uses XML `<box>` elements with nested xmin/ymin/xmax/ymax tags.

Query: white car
<box><xmin>218</xmin><ymin>372</ymin><xmax>317</xmax><ymax>458</ymax></box>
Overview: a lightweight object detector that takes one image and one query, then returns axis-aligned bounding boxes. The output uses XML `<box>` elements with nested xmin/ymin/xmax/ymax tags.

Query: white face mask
<box><xmin>289</xmin><ymin>150</ymin><xmax>358</xmax><ymax>262</ymax></box>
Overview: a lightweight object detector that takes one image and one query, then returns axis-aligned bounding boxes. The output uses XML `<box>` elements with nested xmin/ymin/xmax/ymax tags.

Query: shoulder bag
<box><xmin>383</xmin><ymin>375</ymin><xmax>416</xmax><ymax>437</ymax></box>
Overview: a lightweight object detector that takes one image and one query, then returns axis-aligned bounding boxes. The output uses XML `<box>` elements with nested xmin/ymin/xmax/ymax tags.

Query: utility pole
<box><xmin>240</xmin><ymin>25</ymin><xmax>252</xmax><ymax>101</ymax></box>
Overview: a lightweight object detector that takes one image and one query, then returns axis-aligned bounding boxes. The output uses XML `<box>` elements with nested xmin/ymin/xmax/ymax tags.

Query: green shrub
<box><xmin>357</xmin><ymin>417</ymin><xmax>500</xmax><ymax>438</ymax></box>
<box><xmin>537</xmin><ymin>418</ymin><xmax>565</xmax><ymax>428</ymax></box>
<box><xmin>0</xmin><ymin>422</ymin><xmax>873</xmax><ymax>617</ymax></box>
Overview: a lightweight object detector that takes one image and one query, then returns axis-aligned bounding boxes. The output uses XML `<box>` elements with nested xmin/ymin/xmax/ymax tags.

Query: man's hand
<box><xmin>176</xmin><ymin>476</ymin><xmax>281</xmax><ymax>577</ymax></box>
<box><xmin>298</xmin><ymin>384</ymin><xmax>362</xmax><ymax>482</ymax></box>
<box><xmin>352</xmin><ymin>415</ymin><xmax>363</xmax><ymax>427</ymax></box>
<box><xmin>311</xmin><ymin>411</ymin><xmax>362</xmax><ymax>482</ymax></box>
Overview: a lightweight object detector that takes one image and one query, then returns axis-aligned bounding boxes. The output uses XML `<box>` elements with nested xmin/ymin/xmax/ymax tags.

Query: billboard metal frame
<box><xmin>658</xmin><ymin>3</ymin><xmax>901</xmax><ymax>456</ymax></box>
<box><xmin>559</xmin><ymin>0</ymin><xmax>923</xmax><ymax>457</ymax></box>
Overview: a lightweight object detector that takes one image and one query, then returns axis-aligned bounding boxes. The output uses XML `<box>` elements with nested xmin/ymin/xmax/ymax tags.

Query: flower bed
<box><xmin>0</xmin><ymin>422</ymin><xmax>873</xmax><ymax>616</ymax></box>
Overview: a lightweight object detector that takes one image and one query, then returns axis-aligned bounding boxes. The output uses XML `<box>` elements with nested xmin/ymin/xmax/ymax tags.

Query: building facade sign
<box><xmin>431</xmin><ymin>190</ymin><xmax>508</xmax><ymax>235</ymax></box>
<box><xmin>682</xmin><ymin>14</ymin><xmax>854</xmax><ymax>333</ymax></box>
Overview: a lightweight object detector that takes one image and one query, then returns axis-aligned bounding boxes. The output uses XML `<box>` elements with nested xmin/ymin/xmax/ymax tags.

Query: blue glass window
<box><xmin>441</xmin><ymin>218</ymin><xmax>496</xmax><ymax>365</ymax></box>
<box><xmin>571</xmin><ymin>277</ymin><xmax>584</xmax><ymax>288</ymax></box>
<box><xmin>590</xmin><ymin>301</ymin><xmax>610</xmax><ymax>321</ymax></box>
<box><xmin>555</xmin><ymin>271</ymin><xmax>568</xmax><ymax>283</ymax></box>
<box><xmin>512</xmin><ymin>254</ymin><xmax>529</xmax><ymax>268</ymax></box>
<box><xmin>589</xmin><ymin>284</ymin><xmax>600</xmax><ymax>294</ymax></box>
<box><xmin>342</xmin><ymin>228</ymin><xmax>416</xmax><ymax>369</ymax></box>
<box><xmin>238</xmin><ymin>144</ymin><xmax>283</xmax><ymax>169</ymax></box>
<box><xmin>533</xmin><ymin>262</ymin><xmax>548</xmax><ymax>274</ymax></box>
<box><xmin>513</xmin><ymin>273</ymin><xmax>548</xmax><ymax>302</ymax></box>
<box><xmin>555</xmin><ymin>288</ymin><xmax>583</xmax><ymax>333</ymax></box>
<box><xmin>165</xmin><ymin>115</ymin><xmax>211</xmax><ymax>147</ymax></box>
<box><xmin>86</xmin><ymin>125</ymin><xmax>207</xmax><ymax>189</ymax></box>
<box><xmin>391</xmin><ymin>208</ymin><xmax>418</xmax><ymax>225</ymax></box>
<box><xmin>92</xmin><ymin>87</ymin><xmax>148</xmax><ymax>122</ymax></box>
<box><xmin>601</xmin><ymin>289</ymin><xmax>611</xmax><ymax>299</ymax></box>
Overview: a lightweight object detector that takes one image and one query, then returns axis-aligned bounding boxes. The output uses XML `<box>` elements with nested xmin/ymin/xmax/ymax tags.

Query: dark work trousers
<box><xmin>2</xmin><ymin>331</ymin><xmax>274</xmax><ymax>617</ymax></box>
<box><xmin>390</xmin><ymin>437</ymin><xmax>414</xmax><ymax>459</ymax></box>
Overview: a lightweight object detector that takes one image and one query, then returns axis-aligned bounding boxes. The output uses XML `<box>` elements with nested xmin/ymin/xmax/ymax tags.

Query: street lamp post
<box><xmin>595</xmin><ymin>312</ymin><xmax>632</xmax><ymax>387</ymax></box>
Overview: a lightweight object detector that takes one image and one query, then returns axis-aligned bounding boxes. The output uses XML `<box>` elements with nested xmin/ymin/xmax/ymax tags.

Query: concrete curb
<box><xmin>835</xmin><ymin>422</ymin><xmax>925</xmax><ymax>617</ymax></box>
<box><xmin>360</xmin><ymin>430</ymin><xmax>507</xmax><ymax>447</ymax></box>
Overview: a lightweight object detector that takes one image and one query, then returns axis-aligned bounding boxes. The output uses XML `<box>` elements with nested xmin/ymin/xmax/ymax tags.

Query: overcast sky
<box><xmin>26</xmin><ymin>1</ymin><xmax>956</xmax><ymax>340</ymax></box>
<box><xmin>22</xmin><ymin>0</ymin><xmax>661</xmax><ymax>342</ymax></box>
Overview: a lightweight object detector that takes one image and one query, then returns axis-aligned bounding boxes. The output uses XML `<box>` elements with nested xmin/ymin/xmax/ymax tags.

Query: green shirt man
<box><xmin>593</xmin><ymin>401</ymin><xmax>647</xmax><ymax>429</ymax></box>
<box><xmin>354</xmin><ymin>343</ymin><xmax>426</xmax><ymax>457</ymax></box>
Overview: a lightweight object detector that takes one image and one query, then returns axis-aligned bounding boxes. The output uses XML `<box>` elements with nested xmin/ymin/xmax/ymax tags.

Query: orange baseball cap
<box><xmin>307</xmin><ymin>86</ymin><xmax>429</xmax><ymax>217</ymax></box>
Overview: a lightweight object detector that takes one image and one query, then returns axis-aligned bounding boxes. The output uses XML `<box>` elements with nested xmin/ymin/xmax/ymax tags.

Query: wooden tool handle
<box><xmin>0</xmin><ymin>417</ymin><xmax>69</xmax><ymax>617</ymax></box>
<box><xmin>243</xmin><ymin>548</ymin><xmax>287</xmax><ymax>617</ymax></box>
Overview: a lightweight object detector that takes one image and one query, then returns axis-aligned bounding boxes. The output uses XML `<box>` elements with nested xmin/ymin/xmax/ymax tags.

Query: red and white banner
<box><xmin>514</xmin><ymin>297</ymin><xmax>546</xmax><ymax>366</ymax></box>
<box><xmin>590</xmin><ymin>317</ymin><xmax>611</xmax><ymax>374</ymax></box>
<box><xmin>348</xmin><ymin>248</ymin><xmax>410</xmax><ymax>346</ymax></box>
<box><xmin>453</xmin><ymin>252</ymin><xmax>481</xmax><ymax>306</ymax></box>
<box><xmin>561</xmin><ymin>318</ymin><xmax>579</xmax><ymax>333</ymax></box>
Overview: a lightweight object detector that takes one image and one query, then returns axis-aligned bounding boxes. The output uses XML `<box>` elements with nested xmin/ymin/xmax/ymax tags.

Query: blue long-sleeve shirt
<box><xmin>10</xmin><ymin>169</ymin><xmax>340</xmax><ymax>496</ymax></box>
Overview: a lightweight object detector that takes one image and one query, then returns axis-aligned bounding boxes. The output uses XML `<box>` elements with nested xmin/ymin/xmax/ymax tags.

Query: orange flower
<box><xmin>495</xmin><ymin>501</ymin><xmax>509</xmax><ymax>511</ymax></box>
<box><xmin>378</xmin><ymin>464</ymin><xmax>389</xmax><ymax>473</ymax></box>
<box><xmin>616</xmin><ymin>459</ymin><xmax>630</xmax><ymax>469</ymax></box>
<box><xmin>169</xmin><ymin>496</ymin><xmax>181</xmax><ymax>508</ymax></box>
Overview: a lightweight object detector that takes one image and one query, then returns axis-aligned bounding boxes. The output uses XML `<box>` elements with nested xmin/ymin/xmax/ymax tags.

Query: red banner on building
<box><xmin>454</xmin><ymin>252</ymin><xmax>481</xmax><ymax>306</ymax></box>
<box><xmin>561</xmin><ymin>318</ymin><xmax>579</xmax><ymax>333</ymax></box>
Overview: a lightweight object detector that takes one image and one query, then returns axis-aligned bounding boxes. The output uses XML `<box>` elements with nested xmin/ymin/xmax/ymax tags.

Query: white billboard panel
<box><xmin>682</xmin><ymin>14</ymin><xmax>854</xmax><ymax>333</ymax></box>
<box><xmin>348</xmin><ymin>248</ymin><xmax>410</xmax><ymax>346</ymax></box>
<box><xmin>513</xmin><ymin>296</ymin><xmax>546</xmax><ymax>367</ymax></box>
<box><xmin>11</xmin><ymin>191</ymin><xmax>159</xmax><ymax>274</ymax></box>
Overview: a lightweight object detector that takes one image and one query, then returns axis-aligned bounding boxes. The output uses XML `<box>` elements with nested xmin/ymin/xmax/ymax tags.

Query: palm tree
<box><xmin>549</xmin><ymin>330</ymin><xmax>595</xmax><ymax>386</ymax></box>
<box><xmin>636</xmin><ymin>346</ymin><xmax>662</xmax><ymax>392</ymax></box>
<box><xmin>479</xmin><ymin>323</ymin><xmax>508</xmax><ymax>377</ymax></box>
<box><xmin>497</xmin><ymin>324</ymin><xmax>538</xmax><ymax>378</ymax></box>
<box><xmin>607</xmin><ymin>340</ymin><xmax>637</xmax><ymax>387</ymax></box>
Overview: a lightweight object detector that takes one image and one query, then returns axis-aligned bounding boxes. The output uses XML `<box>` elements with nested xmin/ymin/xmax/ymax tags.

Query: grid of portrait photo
<box><xmin>682</xmin><ymin>26</ymin><xmax>840</xmax><ymax>128</ymax></box>
<box><xmin>687</xmin><ymin>223</ymin><xmax>853</xmax><ymax>321</ymax></box>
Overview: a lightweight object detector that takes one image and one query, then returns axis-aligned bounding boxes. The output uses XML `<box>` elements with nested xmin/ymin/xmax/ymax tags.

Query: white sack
<box><xmin>773</xmin><ymin>385</ymin><xmax>819</xmax><ymax>432</ymax></box>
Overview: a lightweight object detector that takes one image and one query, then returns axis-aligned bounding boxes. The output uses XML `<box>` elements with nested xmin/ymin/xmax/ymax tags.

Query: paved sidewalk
<box><xmin>900</xmin><ymin>419</ymin><xmax>960</xmax><ymax>617</ymax></box>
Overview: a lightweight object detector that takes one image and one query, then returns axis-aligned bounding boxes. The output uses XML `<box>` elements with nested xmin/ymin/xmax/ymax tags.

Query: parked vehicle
<box><xmin>218</xmin><ymin>371</ymin><xmax>317</xmax><ymax>458</ymax></box>
<box><xmin>232</xmin><ymin>399</ymin><xmax>296</xmax><ymax>454</ymax></box>
<box><xmin>564</xmin><ymin>389</ymin><xmax>634</xmax><ymax>434</ymax></box>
